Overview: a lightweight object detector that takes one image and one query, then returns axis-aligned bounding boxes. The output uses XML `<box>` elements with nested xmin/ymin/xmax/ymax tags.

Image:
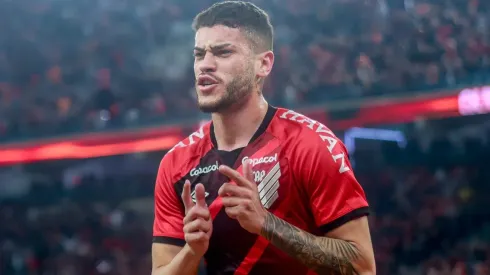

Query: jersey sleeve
<box><xmin>153</xmin><ymin>155</ymin><xmax>186</xmax><ymax>246</ymax></box>
<box><xmin>295</xmin><ymin>132</ymin><xmax>369</xmax><ymax>233</ymax></box>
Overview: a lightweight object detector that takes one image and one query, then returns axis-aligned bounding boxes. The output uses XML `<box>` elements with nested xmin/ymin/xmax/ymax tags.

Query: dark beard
<box><xmin>196</xmin><ymin>70</ymin><xmax>255</xmax><ymax>113</ymax></box>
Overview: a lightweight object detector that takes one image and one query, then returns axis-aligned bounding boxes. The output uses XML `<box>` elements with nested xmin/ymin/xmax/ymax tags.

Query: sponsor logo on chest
<box><xmin>190</xmin><ymin>161</ymin><xmax>219</xmax><ymax>177</ymax></box>
<box><xmin>242</xmin><ymin>153</ymin><xmax>278</xmax><ymax>167</ymax></box>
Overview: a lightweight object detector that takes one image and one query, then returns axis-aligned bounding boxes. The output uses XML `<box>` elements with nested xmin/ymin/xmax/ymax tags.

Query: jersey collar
<box><xmin>210</xmin><ymin>104</ymin><xmax>277</xmax><ymax>149</ymax></box>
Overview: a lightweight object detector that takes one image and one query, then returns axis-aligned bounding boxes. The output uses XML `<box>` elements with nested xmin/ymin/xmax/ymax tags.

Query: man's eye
<box><xmin>217</xmin><ymin>50</ymin><xmax>232</xmax><ymax>56</ymax></box>
<box><xmin>194</xmin><ymin>52</ymin><xmax>204</xmax><ymax>58</ymax></box>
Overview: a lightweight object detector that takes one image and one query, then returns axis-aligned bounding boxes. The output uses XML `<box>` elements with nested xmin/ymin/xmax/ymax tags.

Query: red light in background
<box><xmin>0</xmin><ymin>86</ymin><xmax>486</xmax><ymax>166</ymax></box>
<box><xmin>0</xmin><ymin>135</ymin><xmax>182</xmax><ymax>166</ymax></box>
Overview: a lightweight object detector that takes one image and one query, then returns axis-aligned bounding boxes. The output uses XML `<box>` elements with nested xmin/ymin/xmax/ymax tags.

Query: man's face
<box><xmin>194</xmin><ymin>25</ymin><xmax>256</xmax><ymax>113</ymax></box>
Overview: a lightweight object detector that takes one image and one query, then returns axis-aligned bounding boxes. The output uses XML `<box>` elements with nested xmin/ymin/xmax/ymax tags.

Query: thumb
<box><xmin>195</xmin><ymin>183</ymin><xmax>207</xmax><ymax>208</ymax></box>
<box><xmin>181</xmin><ymin>180</ymin><xmax>194</xmax><ymax>213</ymax></box>
<box><xmin>243</xmin><ymin>159</ymin><xmax>254</xmax><ymax>183</ymax></box>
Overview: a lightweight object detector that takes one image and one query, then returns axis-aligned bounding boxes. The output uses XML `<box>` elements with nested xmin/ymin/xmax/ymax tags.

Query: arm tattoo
<box><xmin>261</xmin><ymin>213</ymin><xmax>361</xmax><ymax>275</ymax></box>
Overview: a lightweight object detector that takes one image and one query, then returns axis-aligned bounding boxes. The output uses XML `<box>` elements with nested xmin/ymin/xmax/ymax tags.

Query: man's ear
<box><xmin>256</xmin><ymin>50</ymin><xmax>274</xmax><ymax>78</ymax></box>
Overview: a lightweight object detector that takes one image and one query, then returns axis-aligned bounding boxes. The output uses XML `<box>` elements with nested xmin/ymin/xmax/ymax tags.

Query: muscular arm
<box><xmin>151</xmin><ymin>243</ymin><xmax>201</xmax><ymax>275</ymax></box>
<box><xmin>260</xmin><ymin>215</ymin><xmax>375</xmax><ymax>275</ymax></box>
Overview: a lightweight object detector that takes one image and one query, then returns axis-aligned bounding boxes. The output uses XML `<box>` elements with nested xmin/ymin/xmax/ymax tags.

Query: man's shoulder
<box><xmin>274</xmin><ymin>107</ymin><xmax>338</xmax><ymax>149</ymax></box>
<box><xmin>159</xmin><ymin>122</ymin><xmax>213</xmax><ymax>173</ymax></box>
<box><xmin>275</xmin><ymin>107</ymin><xmax>352</xmax><ymax>176</ymax></box>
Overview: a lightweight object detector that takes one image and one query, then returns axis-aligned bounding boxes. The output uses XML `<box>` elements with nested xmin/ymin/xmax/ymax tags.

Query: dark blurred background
<box><xmin>0</xmin><ymin>0</ymin><xmax>489</xmax><ymax>274</ymax></box>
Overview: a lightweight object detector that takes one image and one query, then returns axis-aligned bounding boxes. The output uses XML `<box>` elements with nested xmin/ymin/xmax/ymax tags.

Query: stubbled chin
<box><xmin>198</xmin><ymin>95</ymin><xmax>219</xmax><ymax>105</ymax></box>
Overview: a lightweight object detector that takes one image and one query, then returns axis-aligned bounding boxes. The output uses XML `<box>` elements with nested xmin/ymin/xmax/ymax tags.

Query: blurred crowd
<box><xmin>356</xmin><ymin>122</ymin><xmax>490</xmax><ymax>274</ymax></box>
<box><xmin>1</xmin><ymin>0</ymin><xmax>490</xmax><ymax>142</ymax></box>
<box><xmin>1</xmin><ymin>121</ymin><xmax>489</xmax><ymax>275</ymax></box>
<box><xmin>0</xmin><ymin>166</ymin><xmax>157</xmax><ymax>275</ymax></box>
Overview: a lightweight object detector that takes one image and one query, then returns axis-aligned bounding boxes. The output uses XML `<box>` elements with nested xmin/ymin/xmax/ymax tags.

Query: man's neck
<box><xmin>212</xmin><ymin>95</ymin><xmax>268</xmax><ymax>151</ymax></box>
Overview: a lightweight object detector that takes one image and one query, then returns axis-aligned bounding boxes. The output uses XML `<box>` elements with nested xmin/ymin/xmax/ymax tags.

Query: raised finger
<box><xmin>181</xmin><ymin>180</ymin><xmax>194</xmax><ymax>213</ymax></box>
<box><xmin>195</xmin><ymin>183</ymin><xmax>207</xmax><ymax>208</ymax></box>
<box><xmin>243</xmin><ymin>159</ymin><xmax>255</xmax><ymax>183</ymax></box>
<box><xmin>219</xmin><ymin>165</ymin><xmax>253</xmax><ymax>188</ymax></box>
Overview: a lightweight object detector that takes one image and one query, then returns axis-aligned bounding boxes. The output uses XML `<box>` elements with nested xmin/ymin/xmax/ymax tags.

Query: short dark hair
<box><xmin>192</xmin><ymin>1</ymin><xmax>273</xmax><ymax>52</ymax></box>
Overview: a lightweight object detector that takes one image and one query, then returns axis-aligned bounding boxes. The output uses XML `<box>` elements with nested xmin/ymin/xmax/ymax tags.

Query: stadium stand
<box><xmin>0</xmin><ymin>0</ymin><xmax>489</xmax><ymax>141</ymax></box>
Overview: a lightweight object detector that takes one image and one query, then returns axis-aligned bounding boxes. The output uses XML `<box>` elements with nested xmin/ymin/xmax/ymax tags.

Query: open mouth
<box><xmin>197</xmin><ymin>75</ymin><xmax>219</xmax><ymax>92</ymax></box>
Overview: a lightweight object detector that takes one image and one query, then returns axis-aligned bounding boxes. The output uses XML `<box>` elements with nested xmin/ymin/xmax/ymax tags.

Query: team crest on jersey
<box><xmin>243</xmin><ymin>153</ymin><xmax>281</xmax><ymax>209</ymax></box>
<box><xmin>257</xmin><ymin>162</ymin><xmax>281</xmax><ymax>209</ymax></box>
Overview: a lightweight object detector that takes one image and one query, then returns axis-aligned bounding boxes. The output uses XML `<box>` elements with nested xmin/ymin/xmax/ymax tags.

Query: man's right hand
<box><xmin>181</xmin><ymin>180</ymin><xmax>212</xmax><ymax>258</ymax></box>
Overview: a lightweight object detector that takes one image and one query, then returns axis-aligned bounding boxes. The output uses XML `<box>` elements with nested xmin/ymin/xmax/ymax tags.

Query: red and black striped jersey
<box><xmin>153</xmin><ymin>105</ymin><xmax>369</xmax><ymax>275</ymax></box>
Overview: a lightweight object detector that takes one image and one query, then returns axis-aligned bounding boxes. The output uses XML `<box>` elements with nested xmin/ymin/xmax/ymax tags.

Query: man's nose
<box><xmin>198</xmin><ymin>52</ymin><xmax>217</xmax><ymax>73</ymax></box>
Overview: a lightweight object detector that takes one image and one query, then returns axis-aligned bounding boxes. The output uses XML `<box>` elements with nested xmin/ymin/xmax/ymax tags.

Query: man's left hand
<box><xmin>218</xmin><ymin>160</ymin><xmax>268</xmax><ymax>235</ymax></box>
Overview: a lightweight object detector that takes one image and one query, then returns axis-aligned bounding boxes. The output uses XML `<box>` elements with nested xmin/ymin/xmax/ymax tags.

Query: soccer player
<box><xmin>152</xmin><ymin>1</ymin><xmax>375</xmax><ymax>275</ymax></box>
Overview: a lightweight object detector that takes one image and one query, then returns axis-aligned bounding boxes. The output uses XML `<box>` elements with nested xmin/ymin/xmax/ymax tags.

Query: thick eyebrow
<box><xmin>194</xmin><ymin>43</ymin><xmax>233</xmax><ymax>52</ymax></box>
